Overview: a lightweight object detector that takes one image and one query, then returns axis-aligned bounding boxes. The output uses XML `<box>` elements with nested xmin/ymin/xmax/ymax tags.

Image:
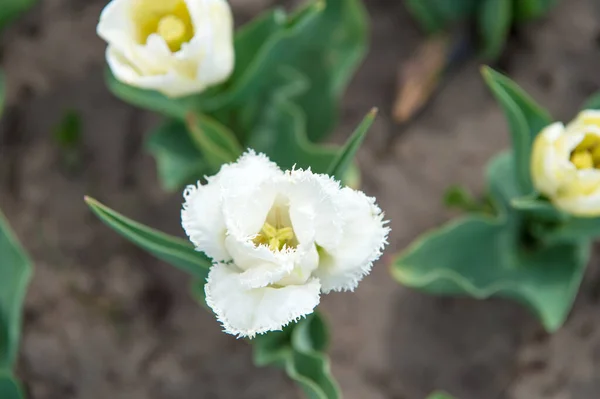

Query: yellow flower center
<box><xmin>157</xmin><ymin>15</ymin><xmax>187</xmax><ymax>48</ymax></box>
<box><xmin>254</xmin><ymin>223</ymin><xmax>295</xmax><ymax>251</ymax></box>
<box><xmin>570</xmin><ymin>133</ymin><xmax>600</xmax><ymax>170</ymax></box>
<box><xmin>253</xmin><ymin>202</ymin><xmax>297</xmax><ymax>252</ymax></box>
<box><xmin>131</xmin><ymin>0</ymin><xmax>194</xmax><ymax>52</ymax></box>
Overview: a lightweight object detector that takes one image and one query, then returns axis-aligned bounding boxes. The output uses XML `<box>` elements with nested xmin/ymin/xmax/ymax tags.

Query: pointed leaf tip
<box><xmin>480</xmin><ymin>64</ymin><xmax>493</xmax><ymax>79</ymax></box>
<box><xmin>327</xmin><ymin>110</ymin><xmax>376</xmax><ymax>181</ymax></box>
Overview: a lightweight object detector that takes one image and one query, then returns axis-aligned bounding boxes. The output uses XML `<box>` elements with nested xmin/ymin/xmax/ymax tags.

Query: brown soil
<box><xmin>1</xmin><ymin>0</ymin><xmax>600</xmax><ymax>398</ymax></box>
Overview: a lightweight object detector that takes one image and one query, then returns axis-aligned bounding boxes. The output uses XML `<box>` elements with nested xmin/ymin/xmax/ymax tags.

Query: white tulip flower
<box><xmin>97</xmin><ymin>0</ymin><xmax>234</xmax><ymax>97</ymax></box>
<box><xmin>532</xmin><ymin>110</ymin><xmax>600</xmax><ymax>216</ymax></box>
<box><xmin>182</xmin><ymin>151</ymin><xmax>389</xmax><ymax>337</ymax></box>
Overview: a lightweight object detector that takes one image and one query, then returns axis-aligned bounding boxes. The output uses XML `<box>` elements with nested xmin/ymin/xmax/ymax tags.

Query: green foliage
<box><xmin>0</xmin><ymin>212</ymin><xmax>31</xmax><ymax>399</ymax></box>
<box><xmin>327</xmin><ymin>108</ymin><xmax>377</xmax><ymax>181</ymax></box>
<box><xmin>253</xmin><ymin>313</ymin><xmax>340</xmax><ymax>399</ymax></box>
<box><xmin>514</xmin><ymin>0</ymin><xmax>559</xmax><ymax>22</ymax></box>
<box><xmin>393</xmin><ymin>153</ymin><xmax>590</xmax><ymax>332</ymax></box>
<box><xmin>146</xmin><ymin>120</ymin><xmax>208</xmax><ymax>191</ymax></box>
<box><xmin>53</xmin><ymin>109</ymin><xmax>83</xmax><ymax>170</ymax></box>
<box><xmin>0</xmin><ymin>373</ymin><xmax>24</xmax><ymax>399</ymax></box>
<box><xmin>540</xmin><ymin>216</ymin><xmax>600</xmax><ymax>245</ymax></box>
<box><xmin>243</xmin><ymin>66</ymin><xmax>339</xmax><ymax>173</ymax></box>
<box><xmin>0</xmin><ymin>0</ymin><xmax>36</xmax><ymax>31</ymax></box>
<box><xmin>185</xmin><ymin>113</ymin><xmax>242</xmax><ymax>172</ymax></box>
<box><xmin>583</xmin><ymin>91</ymin><xmax>600</xmax><ymax>110</ymax></box>
<box><xmin>84</xmin><ymin>197</ymin><xmax>210</xmax><ymax>280</ymax></box>
<box><xmin>477</xmin><ymin>0</ymin><xmax>512</xmax><ymax>60</ymax></box>
<box><xmin>0</xmin><ymin>210</ymin><xmax>32</xmax><ymax>370</ymax></box>
<box><xmin>106</xmin><ymin>0</ymin><xmax>368</xmax><ymax>190</ymax></box>
<box><xmin>85</xmin><ymin>198</ymin><xmax>342</xmax><ymax>397</ymax></box>
<box><xmin>443</xmin><ymin>185</ymin><xmax>494</xmax><ymax>214</ymax></box>
<box><xmin>404</xmin><ymin>0</ymin><xmax>558</xmax><ymax>60</ymax></box>
<box><xmin>392</xmin><ymin>68</ymin><xmax>593</xmax><ymax>332</ymax></box>
<box><xmin>510</xmin><ymin>195</ymin><xmax>566</xmax><ymax>222</ymax></box>
<box><xmin>0</xmin><ymin>71</ymin><xmax>31</xmax><ymax>398</ymax></box>
<box><xmin>481</xmin><ymin>66</ymin><xmax>552</xmax><ymax>194</ymax></box>
<box><xmin>99</xmin><ymin>1</ymin><xmax>367</xmax><ymax>395</ymax></box>
<box><xmin>404</xmin><ymin>0</ymin><xmax>478</xmax><ymax>33</ymax></box>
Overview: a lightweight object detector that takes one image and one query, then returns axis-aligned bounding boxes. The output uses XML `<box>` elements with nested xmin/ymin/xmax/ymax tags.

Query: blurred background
<box><xmin>1</xmin><ymin>0</ymin><xmax>600</xmax><ymax>398</ymax></box>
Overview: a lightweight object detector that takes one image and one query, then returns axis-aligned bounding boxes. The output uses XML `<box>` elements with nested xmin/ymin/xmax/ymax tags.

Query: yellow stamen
<box><xmin>261</xmin><ymin>222</ymin><xmax>278</xmax><ymax>238</ymax></box>
<box><xmin>574</xmin><ymin>133</ymin><xmax>600</xmax><ymax>152</ymax></box>
<box><xmin>131</xmin><ymin>0</ymin><xmax>193</xmax><ymax>52</ymax></box>
<box><xmin>571</xmin><ymin>151</ymin><xmax>594</xmax><ymax>169</ymax></box>
<box><xmin>254</xmin><ymin>222</ymin><xmax>296</xmax><ymax>251</ymax></box>
<box><xmin>157</xmin><ymin>15</ymin><xmax>186</xmax><ymax>50</ymax></box>
<box><xmin>592</xmin><ymin>146</ymin><xmax>600</xmax><ymax>166</ymax></box>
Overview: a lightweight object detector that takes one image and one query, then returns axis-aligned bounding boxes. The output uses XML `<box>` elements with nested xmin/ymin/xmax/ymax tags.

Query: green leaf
<box><xmin>342</xmin><ymin>161</ymin><xmax>361</xmax><ymax>190</ymax></box>
<box><xmin>510</xmin><ymin>195</ymin><xmax>567</xmax><ymax>222</ymax></box>
<box><xmin>253</xmin><ymin>324</ymin><xmax>294</xmax><ymax>368</ymax></box>
<box><xmin>0</xmin><ymin>0</ymin><xmax>36</xmax><ymax>30</ymax></box>
<box><xmin>392</xmin><ymin>215</ymin><xmax>589</xmax><ymax>332</ymax></box>
<box><xmin>285</xmin><ymin>0</ymin><xmax>368</xmax><ymax>142</ymax></box>
<box><xmin>229</xmin><ymin>8</ymin><xmax>287</xmax><ymax>83</ymax></box>
<box><xmin>202</xmin><ymin>4</ymin><xmax>323</xmax><ymax>112</ymax></box>
<box><xmin>0</xmin><ymin>372</ymin><xmax>23</xmax><ymax>399</ymax></box>
<box><xmin>481</xmin><ymin>66</ymin><xmax>552</xmax><ymax>194</ymax></box>
<box><xmin>443</xmin><ymin>185</ymin><xmax>493</xmax><ymax>214</ymax></box>
<box><xmin>146</xmin><ymin>119</ymin><xmax>208</xmax><ymax>191</ymax></box>
<box><xmin>245</xmin><ymin>66</ymin><xmax>365</xmax><ymax>186</ymax></box>
<box><xmin>189</xmin><ymin>279</ymin><xmax>209</xmax><ymax>310</ymax></box>
<box><xmin>514</xmin><ymin>0</ymin><xmax>559</xmax><ymax>22</ymax></box>
<box><xmin>105</xmin><ymin>69</ymin><xmax>208</xmax><ymax>120</ymax></box>
<box><xmin>291</xmin><ymin>311</ymin><xmax>329</xmax><ymax>353</ymax></box>
<box><xmin>541</xmin><ymin>216</ymin><xmax>600</xmax><ymax>245</ymax></box>
<box><xmin>327</xmin><ymin>108</ymin><xmax>377</xmax><ymax>181</ymax></box>
<box><xmin>84</xmin><ymin>197</ymin><xmax>210</xmax><ymax>280</ymax></box>
<box><xmin>286</xmin><ymin>350</ymin><xmax>339</xmax><ymax>399</ymax></box>
<box><xmin>107</xmin><ymin>0</ymin><xmax>366</xmax><ymax>146</ymax></box>
<box><xmin>404</xmin><ymin>0</ymin><xmax>478</xmax><ymax>33</ymax></box>
<box><xmin>426</xmin><ymin>392</ymin><xmax>456</xmax><ymax>399</ymax></box>
<box><xmin>0</xmin><ymin>209</ymin><xmax>32</xmax><ymax>369</ymax></box>
<box><xmin>246</xmin><ymin>67</ymin><xmax>339</xmax><ymax>174</ymax></box>
<box><xmin>403</xmin><ymin>0</ymin><xmax>445</xmax><ymax>33</ymax></box>
<box><xmin>212</xmin><ymin>0</ymin><xmax>368</xmax><ymax>143</ymax></box>
<box><xmin>185</xmin><ymin>113</ymin><xmax>242</xmax><ymax>172</ymax></box>
<box><xmin>478</xmin><ymin>0</ymin><xmax>512</xmax><ymax>60</ymax></box>
<box><xmin>253</xmin><ymin>313</ymin><xmax>340</xmax><ymax>399</ymax></box>
<box><xmin>392</xmin><ymin>153</ymin><xmax>590</xmax><ymax>332</ymax></box>
<box><xmin>583</xmin><ymin>91</ymin><xmax>600</xmax><ymax>110</ymax></box>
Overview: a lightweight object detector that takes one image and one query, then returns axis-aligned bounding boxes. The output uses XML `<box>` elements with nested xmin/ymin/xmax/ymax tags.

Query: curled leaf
<box><xmin>253</xmin><ymin>313</ymin><xmax>340</xmax><ymax>399</ymax></box>
<box><xmin>392</xmin><ymin>153</ymin><xmax>590</xmax><ymax>332</ymax></box>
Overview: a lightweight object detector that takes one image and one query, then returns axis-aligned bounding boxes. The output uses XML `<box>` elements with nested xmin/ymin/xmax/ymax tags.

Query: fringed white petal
<box><xmin>284</xmin><ymin>169</ymin><xmax>343</xmax><ymax>249</ymax></box>
<box><xmin>180</xmin><ymin>150</ymin><xmax>389</xmax><ymax>337</ymax></box>
<box><xmin>181</xmin><ymin>179</ymin><xmax>228</xmax><ymax>262</ymax></box>
<box><xmin>220</xmin><ymin>151</ymin><xmax>282</xmax><ymax>237</ymax></box>
<box><xmin>315</xmin><ymin>188</ymin><xmax>390</xmax><ymax>293</ymax></box>
<box><xmin>224</xmin><ymin>235</ymin><xmax>295</xmax><ymax>288</ymax></box>
<box><xmin>205</xmin><ymin>264</ymin><xmax>321</xmax><ymax>338</ymax></box>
